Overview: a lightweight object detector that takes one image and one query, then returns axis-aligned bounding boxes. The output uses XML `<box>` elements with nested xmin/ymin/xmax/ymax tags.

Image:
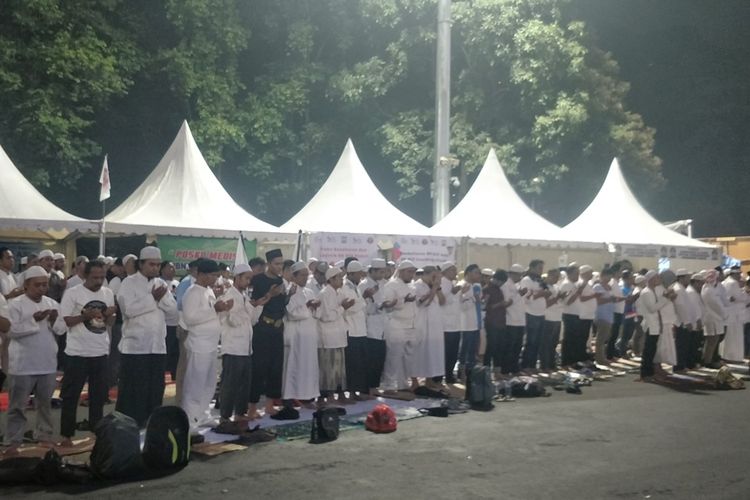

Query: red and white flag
<box><xmin>99</xmin><ymin>155</ymin><xmax>111</xmax><ymax>202</ymax></box>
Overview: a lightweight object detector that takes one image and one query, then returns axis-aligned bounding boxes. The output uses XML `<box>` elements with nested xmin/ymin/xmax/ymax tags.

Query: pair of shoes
<box><xmin>270</xmin><ymin>406</ymin><xmax>300</xmax><ymax>421</ymax></box>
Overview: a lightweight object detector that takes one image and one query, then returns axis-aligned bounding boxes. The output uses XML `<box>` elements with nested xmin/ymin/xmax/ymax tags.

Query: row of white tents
<box><xmin>0</xmin><ymin>121</ymin><xmax>718</xmax><ymax>268</ymax></box>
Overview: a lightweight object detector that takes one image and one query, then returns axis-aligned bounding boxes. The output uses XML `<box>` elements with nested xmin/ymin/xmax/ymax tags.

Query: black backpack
<box><xmin>310</xmin><ymin>407</ymin><xmax>347</xmax><ymax>444</ymax></box>
<box><xmin>467</xmin><ymin>365</ymin><xmax>495</xmax><ymax>411</ymax></box>
<box><xmin>90</xmin><ymin>412</ymin><xmax>144</xmax><ymax>480</ymax></box>
<box><xmin>142</xmin><ymin>406</ymin><xmax>191</xmax><ymax>470</ymax></box>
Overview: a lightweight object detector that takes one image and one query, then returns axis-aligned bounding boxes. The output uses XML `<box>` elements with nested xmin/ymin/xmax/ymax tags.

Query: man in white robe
<box><xmin>721</xmin><ymin>267</ymin><xmax>745</xmax><ymax>362</ymax></box>
<box><xmin>317</xmin><ymin>266</ymin><xmax>351</xmax><ymax>403</ymax></box>
<box><xmin>439</xmin><ymin>262</ymin><xmax>462</xmax><ymax>384</ymax></box>
<box><xmin>381</xmin><ymin>261</ymin><xmax>417</xmax><ymax>392</ymax></box>
<box><xmin>341</xmin><ymin>260</ymin><xmax>370</xmax><ymax>399</ymax></box>
<box><xmin>410</xmin><ymin>266</ymin><xmax>445</xmax><ymax>388</ymax></box>
<box><xmin>359</xmin><ymin>258</ymin><xmax>387</xmax><ymax>395</ymax></box>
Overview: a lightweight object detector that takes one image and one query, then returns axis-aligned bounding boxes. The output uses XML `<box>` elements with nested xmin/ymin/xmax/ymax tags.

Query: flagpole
<box><xmin>99</xmin><ymin>199</ymin><xmax>106</xmax><ymax>256</ymax></box>
<box><xmin>98</xmin><ymin>154</ymin><xmax>110</xmax><ymax>256</ymax></box>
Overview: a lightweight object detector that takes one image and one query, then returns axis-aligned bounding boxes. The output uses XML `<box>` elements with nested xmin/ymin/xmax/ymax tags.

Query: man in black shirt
<box><xmin>247</xmin><ymin>249</ymin><xmax>286</xmax><ymax>419</ymax></box>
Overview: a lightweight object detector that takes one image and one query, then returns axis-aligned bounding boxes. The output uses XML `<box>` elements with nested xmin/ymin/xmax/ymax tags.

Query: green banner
<box><xmin>157</xmin><ymin>235</ymin><xmax>257</xmax><ymax>273</ymax></box>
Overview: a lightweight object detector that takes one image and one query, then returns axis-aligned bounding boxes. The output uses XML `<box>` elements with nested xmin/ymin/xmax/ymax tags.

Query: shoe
<box><xmin>270</xmin><ymin>406</ymin><xmax>300</xmax><ymax>421</ymax></box>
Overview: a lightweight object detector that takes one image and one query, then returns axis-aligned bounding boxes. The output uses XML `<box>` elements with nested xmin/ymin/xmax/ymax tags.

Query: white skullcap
<box><xmin>347</xmin><ymin>261</ymin><xmax>364</xmax><ymax>273</ymax></box>
<box><xmin>699</xmin><ymin>270</ymin><xmax>708</xmax><ymax>278</ymax></box>
<box><xmin>416</xmin><ymin>268</ymin><xmax>424</xmax><ymax>273</ymax></box>
<box><xmin>307</xmin><ymin>257</ymin><xmax>319</xmax><ymax>264</ymax></box>
<box><xmin>644</xmin><ymin>270</ymin><xmax>658</xmax><ymax>282</ymax></box>
<box><xmin>634</xmin><ymin>275</ymin><xmax>647</xmax><ymax>285</ymax></box>
<box><xmin>325</xmin><ymin>267</ymin><xmax>343</xmax><ymax>281</ymax></box>
<box><xmin>691</xmin><ymin>273</ymin><xmax>704</xmax><ymax>281</ymax></box>
<box><xmin>122</xmin><ymin>254</ymin><xmax>137</xmax><ymax>265</ymax></box>
<box><xmin>387</xmin><ymin>260</ymin><xmax>396</xmax><ymax>267</ymax></box>
<box><xmin>20</xmin><ymin>257</ymin><xmax>28</xmax><ymax>265</ymax></box>
<box><xmin>23</xmin><ymin>265</ymin><xmax>49</xmax><ymax>281</ymax></box>
<box><xmin>481</xmin><ymin>268</ymin><xmax>494</xmax><ymax>276</ymax></box>
<box><xmin>579</xmin><ymin>265</ymin><xmax>593</xmax><ymax>274</ymax></box>
<box><xmin>233</xmin><ymin>263</ymin><xmax>252</xmax><ymax>275</ymax></box>
<box><xmin>509</xmin><ymin>263</ymin><xmax>525</xmax><ymax>273</ymax></box>
<box><xmin>139</xmin><ymin>246</ymin><xmax>161</xmax><ymax>260</ymax></box>
<box><xmin>675</xmin><ymin>268</ymin><xmax>690</xmax><ymax>277</ymax></box>
<box><xmin>291</xmin><ymin>261</ymin><xmax>307</xmax><ymax>273</ymax></box>
<box><xmin>397</xmin><ymin>260</ymin><xmax>416</xmax><ymax>271</ymax></box>
<box><xmin>53</xmin><ymin>253</ymin><xmax>65</xmax><ymax>260</ymax></box>
<box><xmin>38</xmin><ymin>250</ymin><xmax>54</xmax><ymax>259</ymax></box>
<box><xmin>441</xmin><ymin>261</ymin><xmax>456</xmax><ymax>271</ymax></box>
<box><xmin>334</xmin><ymin>260</ymin><xmax>345</xmax><ymax>269</ymax></box>
<box><xmin>96</xmin><ymin>255</ymin><xmax>106</xmax><ymax>262</ymax></box>
<box><xmin>370</xmin><ymin>258</ymin><xmax>386</xmax><ymax>269</ymax></box>
<box><xmin>104</xmin><ymin>256</ymin><xmax>115</xmax><ymax>265</ymax></box>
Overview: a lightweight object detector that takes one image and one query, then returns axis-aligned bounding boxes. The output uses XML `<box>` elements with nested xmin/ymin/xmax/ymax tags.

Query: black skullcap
<box><xmin>265</xmin><ymin>249</ymin><xmax>283</xmax><ymax>261</ymax></box>
<box><xmin>197</xmin><ymin>259</ymin><xmax>220</xmax><ymax>274</ymax></box>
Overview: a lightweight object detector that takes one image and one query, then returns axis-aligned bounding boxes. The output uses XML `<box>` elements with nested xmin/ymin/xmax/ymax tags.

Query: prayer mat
<box><xmin>0</xmin><ymin>437</ymin><xmax>95</xmax><ymax>460</ymax></box>
<box><xmin>191</xmin><ymin>441</ymin><xmax>247</xmax><ymax>457</ymax></box>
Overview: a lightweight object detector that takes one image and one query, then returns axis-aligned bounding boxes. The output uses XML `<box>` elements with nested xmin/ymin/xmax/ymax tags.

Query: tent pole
<box><xmin>98</xmin><ymin>200</ymin><xmax>106</xmax><ymax>256</ymax></box>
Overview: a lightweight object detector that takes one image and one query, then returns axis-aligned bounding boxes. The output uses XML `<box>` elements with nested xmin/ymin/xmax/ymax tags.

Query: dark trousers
<box><xmin>607</xmin><ymin>313</ymin><xmax>623</xmax><ymax>359</ymax></box>
<box><xmin>674</xmin><ymin>326</ymin><xmax>692</xmax><ymax>371</ymax></box>
<box><xmin>577</xmin><ymin>319</ymin><xmax>593</xmax><ymax>363</ymax></box>
<box><xmin>459</xmin><ymin>330</ymin><xmax>480</xmax><ymax>375</ymax></box>
<box><xmin>689</xmin><ymin>330</ymin><xmax>703</xmax><ymax>369</ymax></box>
<box><xmin>484</xmin><ymin>325</ymin><xmax>504</xmax><ymax>369</ymax></box>
<box><xmin>744</xmin><ymin>323</ymin><xmax>750</xmax><ymax>358</ymax></box>
<box><xmin>366</xmin><ymin>338</ymin><xmax>386</xmax><ymax>389</ymax></box>
<box><xmin>219</xmin><ymin>354</ymin><xmax>251</xmax><ymax>420</ymax></box>
<box><xmin>249</xmin><ymin>323</ymin><xmax>284</xmax><ymax>403</ymax></box>
<box><xmin>539</xmin><ymin>320</ymin><xmax>561</xmax><ymax>371</ymax></box>
<box><xmin>116</xmin><ymin>353</ymin><xmax>165</xmax><ymax>427</ymax></box>
<box><xmin>521</xmin><ymin>314</ymin><xmax>544</xmax><ymax>369</ymax></box>
<box><xmin>108</xmin><ymin>323</ymin><xmax>122</xmax><ymax>388</ymax></box>
<box><xmin>60</xmin><ymin>355</ymin><xmax>108</xmax><ymax>438</ymax></box>
<box><xmin>500</xmin><ymin>326</ymin><xmax>525</xmax><ymax>374</ymax></box>
<box><xmin>345</xmin><ymin>335</ymin><xmax>369</xmax><ymax>393</ymax></box>
<box><xmin>443</xmin><ymin>331</ymin><xmax>461</xmax><ymax>383</ymax></box>
<box><xmin>56</xmin><ymin>333</ymin><xmax>67</xmax><ymax>371</ymax></box>
<box><xmin>561</xmin><ymin>314</ymin><xmax>580</xmax><ymax>366</ymax></box>
<box><xmin>616</xmin><ymin>316</ymin><xmax>636</xmax><ymax>356</ymax></box>
<box><xmin>640</xmin><ymin>333</ymin><xmax>659</xmax><ymax>377</ymax></box>
<box><xmin>165</xmin><ymin>325</ymin><xmax>180</xmax><ymax>381</ymax></box>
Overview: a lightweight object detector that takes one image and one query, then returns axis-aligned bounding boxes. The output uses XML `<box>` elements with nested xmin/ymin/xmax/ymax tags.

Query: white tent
<box><xmin>563</xmin><ymin>158</ymin><xmax>715</xmax><ymax>250</ymax></box>
<box><xmin>0</xmin><ymin>144</ymin><xmax>95</xmax><ymax>238</ymax></box>
<box><xmin>430</xmin><ymin>148</ymin><xmax>581</xmax><ymax>245</ymax></box>
<box><xmin>280</xmin><ymin>139</ymin><xmax>430</xmax><ymax>235</ymax></box>
<box><xmin>105</xmin><ymin>121</ymin><xmax>281</xmax><ymax>238</ymax></box>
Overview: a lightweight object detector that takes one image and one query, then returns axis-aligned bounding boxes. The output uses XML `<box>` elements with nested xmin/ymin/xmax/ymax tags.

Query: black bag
<box><xmin>142</xmin><ymin>406</ymin><xmax>191</xmax><ymax>470</ymax></box>
<box><xmin>0</xmin><ymin>449</ymin><xmax>60</xmax><ymax>486</ymax></box>
<box><xmin>509</xmin><ymin>376</ymin><xmax>548</xmax><ymax>397</ymax></box>
<box><xmin>467</xmin><ymin>365</ymin><xmax>494</xmax><ymax>411</ymax></box>
<box><xmin>90</xmin><ymin>411</ymin><xmax>144</xmax><ymax>480</ymax></box>
<box><xmin>310</xmin><ymin>407</ymin><xmax>346</xmax><ymax>444</ymax></box>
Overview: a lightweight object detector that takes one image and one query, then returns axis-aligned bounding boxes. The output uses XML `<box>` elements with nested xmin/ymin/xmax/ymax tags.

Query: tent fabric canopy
<box><xmin>105</xmin><ymin>121</ymin><xmax>281</xmax><ymax>238</ymax></box>
<box><xmin>280</xmin><ymin>139</ymin><xmax>430</xmax><ymax>235</ymax></box>
<box><xmin>562</xmin><ymin>158</ymin><xmax>714</xmax><ymax>248</ymax></box>
<box><xmin>429</xmin><ymin>148</ymin><xmax>581</xmax><ymax>245</ymax></box>
<box><xmin>0</xmin><ymin>144</ymin><xmax>95</xmax><ymax>236</ymax></box>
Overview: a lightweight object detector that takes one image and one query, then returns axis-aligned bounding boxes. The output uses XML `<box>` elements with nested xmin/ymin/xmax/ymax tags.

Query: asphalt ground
<box><xmin>2</xmin><ymin>373</ymin><xmax>749</xmax><ymax>499</ymax></box>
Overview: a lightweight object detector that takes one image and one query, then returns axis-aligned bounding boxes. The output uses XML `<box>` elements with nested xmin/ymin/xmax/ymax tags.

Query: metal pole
<box><xmin>433</xmin><ymin>0</ymin><xmax>452</xmax><ymax>224</ymax></box>
<box><xmin>98</xmin><ymin>200</ymin><xmax>106</xmax><ymax>256</ymax></box>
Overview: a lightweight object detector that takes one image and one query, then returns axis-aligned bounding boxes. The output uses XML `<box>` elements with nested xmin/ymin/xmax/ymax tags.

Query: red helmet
<box><xmin>365</xmin><ymin>404</ymin><xmax>397</xmax><ymax>433</ymax></box>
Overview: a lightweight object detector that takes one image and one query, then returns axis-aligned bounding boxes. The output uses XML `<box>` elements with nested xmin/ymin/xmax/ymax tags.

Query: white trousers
<box><xmin>180</xmin><ymin>349</ymin><xmax>217</xmax><ymax>428</ymax></box>
<box><xmin>381</xmin><ymin>327</ymin><xmax>416</xmax><ymax>391</ymax></box>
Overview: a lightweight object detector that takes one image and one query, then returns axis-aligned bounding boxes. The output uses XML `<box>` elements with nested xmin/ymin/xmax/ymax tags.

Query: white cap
<box><xmin>334</xmin><ymin>260</ymin><xmax>345</xmax><ymax>269</ymax></box>
<box><xmin>644</xmin><ymin>270</ymin><xmax>658</xmax><ymax>282</ymax></box>
<box><xmin>20</xmin><ymin>256</ymin><xmax>28</xmax><ymax>265</ymax></box>
<box><xmin>397</xmin><ymin>260</ymin><xmax>416</xmax><ymax>271</ymax></box>
<box><xmin>370</xmin><ymin>258</ymin><xmax>386</xmax><ymax>269</ymax></box>
<box><xmin>139</xmin><ymin>246</ymin><xmax>161</xmax><ymax>260</ymax></box>
<box><xmin>579</xmin><ymin>264</ymin><xmax>593</xmax><ymax>274</ymax></box>
<box><xmin>104</xmin><ymin>256</ymin><xmax>115</xmax><ymax>265</ymax></box>
<box><xmin>691</xmin><ymin>273</ymin><xmax>704</xmax><ymax>281</ymax></box>
<box><xmin>53</xmin><ymin>252</ymin><xmax>65</xmax><ymax>260</ymax></box>
<box><xmin>122</xmin><ymin>254</ymin><xmax>137</xmax><ymax>265</ymax></box>
<box><xmin>291</xmin><ymin>261</ymin><xmax>307</xmax><ymax>273</ymax></box>
<box><xmin>634</xmin><ymin>275</ymin><xmax>646</xmax><ymax>285</ymax></box>
<box><xmin>23</xmin><ymin>265</ymin><xmax>49</xmax><ymax>281</ymax></box>
<box><xmin>387</xmin><ymin>260</ymin><xmax>396</xmax><ymax>267</ymax></box>
<box><xmin>233</xmin><ymin>263</ymin><xmax>252</xmax><ymax>275</ymax></box>
<box><xmin>675</xmin><ymin>268</ymin><xmax>690</xmax><ymax>277</ymax></box>
<box><xmin>307</xmin><ymin>257</ymin><xmax>318</xmax><ymax>265</ymax></box>
<box><xmin>38</xmin><ymin>249</ymin><xmax>54</xmax><ymax>259</ymax></box>
<box><xmin>481</xmin><ymin>268</ymin><xmax>494</xmax><ymax>276</ymax></box>
<box><xmin>347</xmin><ymin>261</ymin><xmax>364</xmax><ymax>273</ymax></box>
<box><xmin>509</xmin><ymin>263</ymin><xmax>524</xmax><ymax>273</ymax></box>
<box><xmin>441</xmin><ymin>261</ymin><xmax>456</xmax><ymax>271</ymax></box>
<box><xmin>325</xmin><ymin>267</ymin><xmax>343</xmax><ymax>281</ymax></box>
<box><xmin>96</xmin><ymin>255</ymin><xmax>106</xmax><ymax>262</ymax></box>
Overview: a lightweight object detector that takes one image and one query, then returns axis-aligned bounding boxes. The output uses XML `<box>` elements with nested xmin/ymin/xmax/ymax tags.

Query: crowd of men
<box><xmin>1</xmin><ymin>244</ymin><xmax>749</xmax><ymax>453</ymax></box>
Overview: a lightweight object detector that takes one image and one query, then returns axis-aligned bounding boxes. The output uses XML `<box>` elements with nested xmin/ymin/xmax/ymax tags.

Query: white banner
<box><xmin>308</xmin><ymin>233</ymin><xmax>457</xmax><ymax>268</ymax></box>
<box><xmin>613</xmin><ymin>244</ymin><xmax>719</xmax><ymax>261</ymax></box>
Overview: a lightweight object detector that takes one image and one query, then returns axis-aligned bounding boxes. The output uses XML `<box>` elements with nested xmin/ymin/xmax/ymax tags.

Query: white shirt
<box><xmin>359</xmin><ymin>276</ymin><xmax>386</xmax><ymax>340</ymax></box>
<box><xmin>60</xmin><ymin>284</ymin><xmax>115</xmax><ymax>357</ymax></box>
<box><xmin>611</xmin><ymin>278</ymin><xmax>625</xmax><ymax>314</ymax></box>
<box><xmin>0</xmin><ymin>268</ymin><xmax>17</xmax><ymax>296</ymax></box>
<box><xmin>640</xmin><ymin>286</ymin><xmax>671</xmax><ymax>335</ymax></box>
<box><xmin>656</xmin><ymin>285</ymin><xmax>677</xmax><ymax>327</ymax></box>
<box><xmin>180</xmin><ymin>284</ymin><xmax>221</xmax><ymax>353</ymax></box>
<box><xmin>317</xmin><ymin>284</ymin><xmax>347</xmax><ymax>348</ymax></box>
<box><xmin>722</xmin><ymin>276</ymin><xmax>745</xmax><ymax>323</ymax></box>
<box><xmin>108</xmin><ymin>276</ymin><xmax>123</xmax><ymax>296</ymax></box>
<box><xmin>219</xmin><ymin>286</ymin><xmax>258</xmax><ymax>356</ymax></box>
<box><xmin>671</xmin><ymin>282</ymin><xmax>693</xmax><ymax>328</ymax></box>
<box><xmin>341</xmin><ymin>279</ymin><xmax>367</xmax><ymax>338</ymax></box>
<box><xmin>383</xmin><ymin>278</ymin><xmax>417</xmax><ymax>330</ymax></box>
<box><xmin>440</xmin><ymin>276</ymin><xmax>461</xmax><ymax>332</ymax></box>
<box><xmin>117</xmin><ymin>272</ymin><xmax>177</xmax><ymax>354</ymax></box>
<box><xmin>306</xmin><ymin>279</ymin><xmax>325</xmax><ymax>299</ymax></box>
<box><xmin>544</xmin><ymin>283</ymin><xmax>563</xmax><ymax>322</ymax></box>
<box><xmin>66</xmin><ymin>274</ymin><xmax>84</xmax><ymax>290</ymax></box>
<box><xmin>520</xmin><ymin>276</ymin><xmax>546</xmax><ymax>317</ymax></box>
<box><xmin>701</xmin><ymin>283</ymin><xmax>727</xmax><ymax>335</ymax></box>
<box><xmin>577</xmin><ymin>280</ymin><xmax>597</xmax><ymax>320</ymax></box>
<box><xmin>8</xmin><ymin>295</ymin><xmax>65</xmax><ymax>375</ymax></box>
<box><xmin>560</xmin><ymin>279</ymin><xmax>580</xmax><ymax>316</ymax></box>
<box><xmin>685</xmin><ymin>285</ymin><xmax>704</xmax><ymax>329</ymax></box>
<box><xmin>459</xmin><ymin>281</ymin><xmax>482</xmax><ymax>331</ymax></box>
<box><xmin>504</xmin><ymin>280</ymin><xmax>526</xmax><ymax>327</ymax></box>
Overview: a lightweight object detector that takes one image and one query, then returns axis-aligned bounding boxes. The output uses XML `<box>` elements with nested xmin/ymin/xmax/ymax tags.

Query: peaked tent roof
<box><xmin>0</xmin><ymin>144</ymin><xmax>95</xmax><ymax>237</ymax></box>
<box><xmin>105</xmin><ymin>121</ymin><xmax>281</xmax><ymax>238</ymax></box>
<box><xmin>430</xmin><ymin>148</ymin><xmax>577</xmax><ymax>245</ymax></box>
<box><xmin>280</xmin><ymin>139</ymin><xmax>430</xmax><ymax>235</ymax></box>
<box><xmin>562</xmin><ymin>158</ymin><xmax>713</xmax><ymax>248</ymax></box>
